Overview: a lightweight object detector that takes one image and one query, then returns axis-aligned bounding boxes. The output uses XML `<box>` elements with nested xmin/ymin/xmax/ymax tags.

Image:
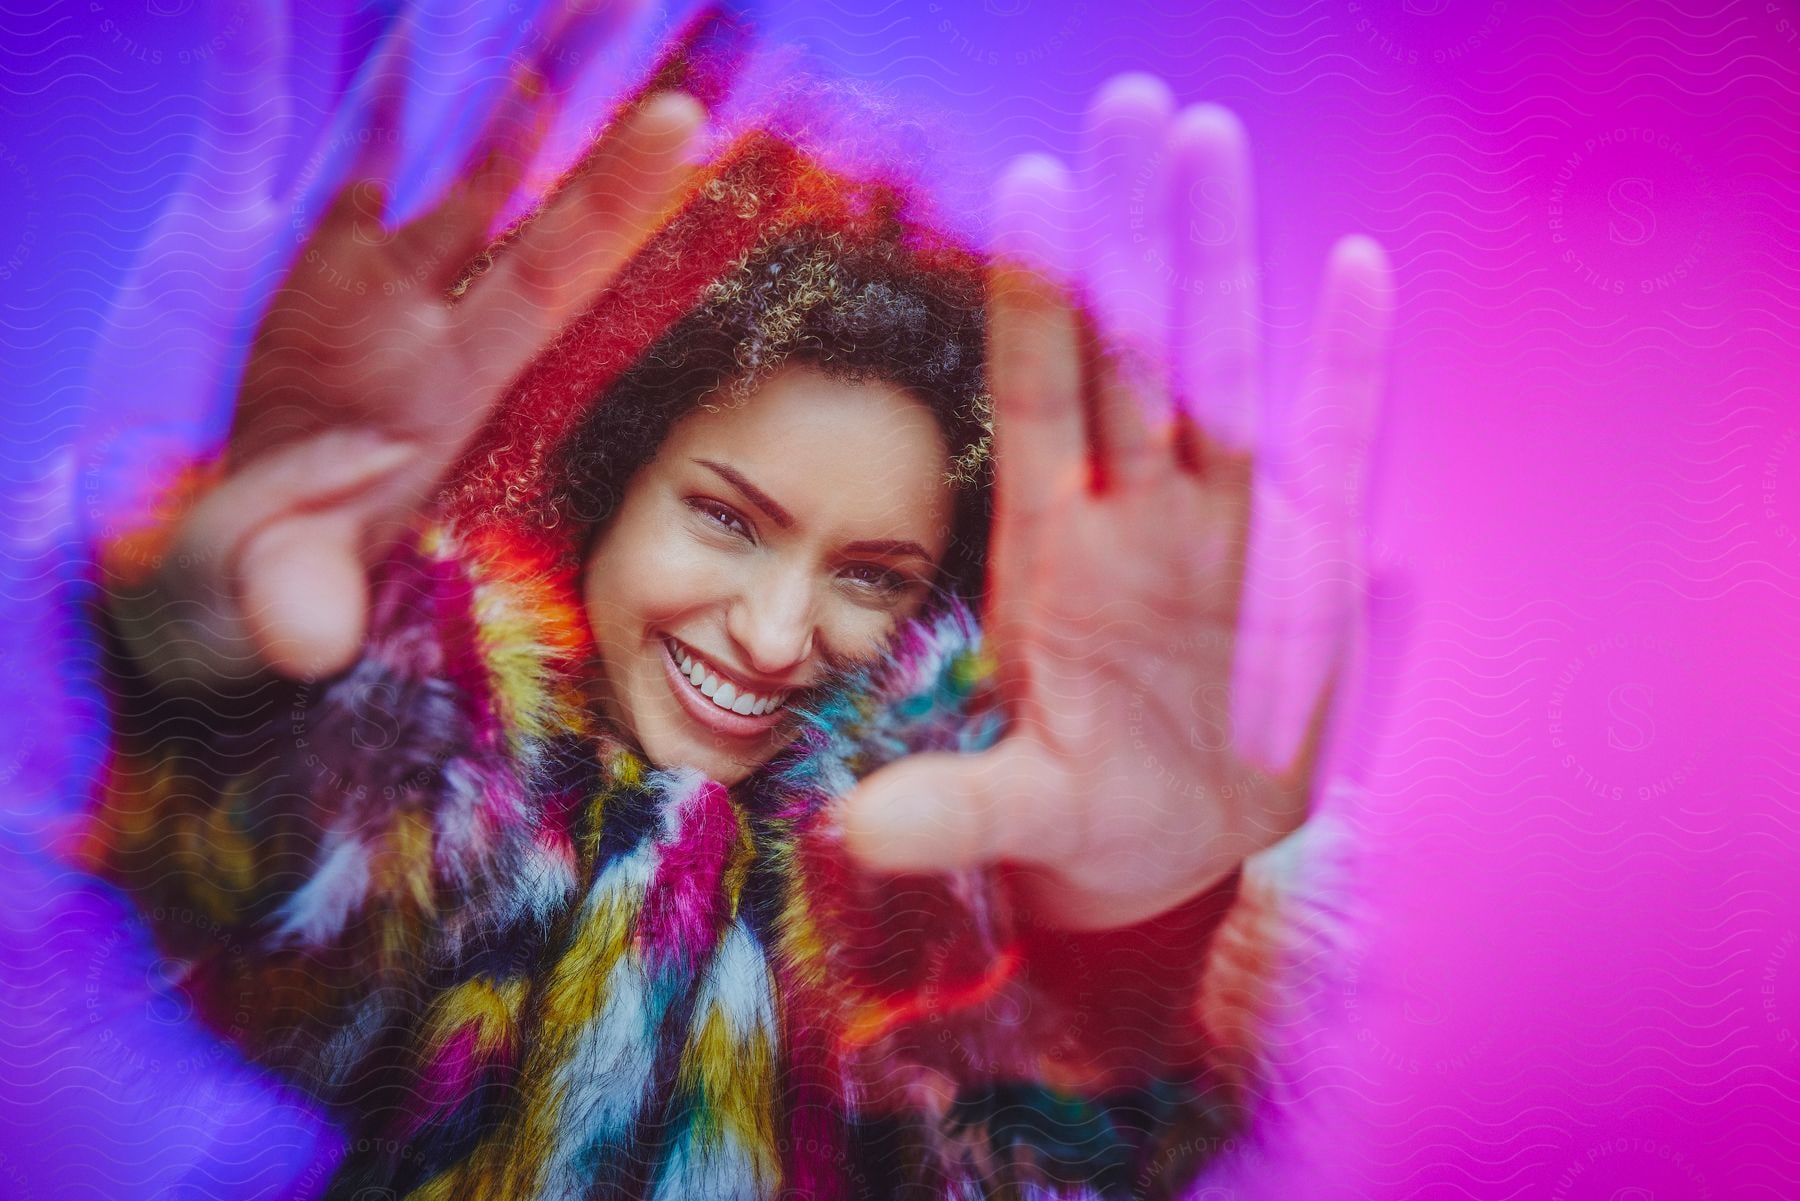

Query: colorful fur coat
<box><xmin>74</xmin><ymin>82</ymin><xmax>1325</xmax><ymax>1201</ymax></box>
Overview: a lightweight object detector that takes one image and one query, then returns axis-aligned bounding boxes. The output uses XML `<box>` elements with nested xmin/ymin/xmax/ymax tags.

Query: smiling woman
<box><xmin>581</xmin><ymin>364</ymin><xmax>960</xmax><ymax>784</ymax></box>
<box><xmin>564</xmin><ymin>223</ymin><xmax>993</xmax><ymax>786</ymax></box>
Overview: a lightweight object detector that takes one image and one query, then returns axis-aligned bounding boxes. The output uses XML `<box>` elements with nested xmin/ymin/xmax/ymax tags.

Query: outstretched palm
<box><xmin>110</xmin><ymin>16</ymin><xmax>702</xmax><ymax>687</ymax></box>
<box><xmin>843</xmin><ymin>76</ymin><xmax>1393</xmax><ymax>931</ymax></box>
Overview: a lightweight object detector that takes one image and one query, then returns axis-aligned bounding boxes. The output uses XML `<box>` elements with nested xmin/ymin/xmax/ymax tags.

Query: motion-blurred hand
<box><xmin>841</xmin><ymin>73</ymin><xmax>1394</xmax><ymax>931</ymax></box>
<box><xmin>106</xmin><ymin>22</ymin><xmax>702</xmax><ymax>687</ymax></box>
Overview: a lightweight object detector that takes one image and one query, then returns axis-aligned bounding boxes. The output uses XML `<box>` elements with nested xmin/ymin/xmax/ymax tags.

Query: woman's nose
<box><xmin>726</xmin><ymin>566</ymin><xmax>816</xmax><ymax>678</ymax></box>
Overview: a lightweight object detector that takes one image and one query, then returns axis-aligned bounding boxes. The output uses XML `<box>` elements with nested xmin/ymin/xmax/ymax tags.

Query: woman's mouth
<box><xmin>659</xmin><ymin>635</ymin><xmax>792</xmax><ymax>738</ymax></box>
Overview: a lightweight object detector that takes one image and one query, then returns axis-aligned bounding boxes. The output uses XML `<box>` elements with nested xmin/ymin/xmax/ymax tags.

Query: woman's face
<box><xmin>581</xmin><ymin>363</ymin><xmax>956</xmax><ymax>786</ymax></box>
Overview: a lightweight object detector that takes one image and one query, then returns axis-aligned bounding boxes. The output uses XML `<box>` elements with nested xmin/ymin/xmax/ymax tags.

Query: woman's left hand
<box><xmin>839</xmin><ymin>73</ymin><xmax>1394</xmax><ymax>931</ymax></box>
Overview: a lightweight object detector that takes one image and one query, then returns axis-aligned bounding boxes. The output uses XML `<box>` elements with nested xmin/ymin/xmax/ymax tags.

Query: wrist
<box><xmin>1007</xmin><ymin>857</ymin><xmax>1240</xmax><ymax>933</ymax></box>
<box><xmin>996</xmin><ymin>861</ymin><xmax>1244</xmax><ymax>1075</ymax></box>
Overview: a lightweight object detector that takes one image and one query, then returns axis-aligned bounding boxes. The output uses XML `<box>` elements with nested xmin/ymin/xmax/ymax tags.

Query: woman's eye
<box><xmin>843</xmin><ymin>563</ymin><xmax>913</xmax><ymax>597</ymax></box>
<box><xmin>688</xmin><ymin>498</ymin><xmax>752</xmax><ymax>540</ymax></box>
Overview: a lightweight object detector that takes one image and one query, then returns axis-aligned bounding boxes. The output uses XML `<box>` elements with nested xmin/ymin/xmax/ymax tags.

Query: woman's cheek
<box><xmin>818</xmin><ymin>604</ymin><xmax>899</xmax><ymax>667</ymax></box>
<box><xmin>641</xmin><ymin>537</ymin><xmax>740</xmax><ymax>618</ymax></box>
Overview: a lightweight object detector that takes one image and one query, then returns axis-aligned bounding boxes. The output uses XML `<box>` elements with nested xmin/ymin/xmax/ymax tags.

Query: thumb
<box><xmin>235</xmin><ymin>506</ymin><xmax>373</xmax><ymax>681</ymax></box>
<box><xmin>836</xmin><ymin>741</ymin><xmax>1072</xmax><ymax>875</ymax></box>
<box><xmin>110</xmin><ymin>432</ymin><xmax>413</xmax><ymax>690</ymax></box>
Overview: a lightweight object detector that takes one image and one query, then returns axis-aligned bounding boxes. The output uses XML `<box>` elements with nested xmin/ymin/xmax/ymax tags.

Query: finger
<box><xmin>608</xmin><ymin>1</ymin><xmax>753</xmax><ymax>119</ymax></box>
<box><xmin>301</xmin><ymin>31</ymin><xmax>412</xmax><ymax>256</ymax></box>
<box><xmin>1084</xmin><ymin>319</ymin><xmax>1172</xmax><ymax>493</ymax></box>
<box><xmin>192</xmin><ymin>431</ymin><xmax>417</xmax><ymax>565</ymax></box>
<box><xmin>836</xmin><ymin>742</ymin><xmax>1076</xmax><ymax>875</ymax></box>
<box><xmin>460</xmin><ymin>2</ymin><xmax>748</xmax><ymax>284</ymax></box>
<box><xmin>1169</xmin><ymin>103</ymin><xmax>1262</xmax><ymax>456</ymax></box>
<box><xmin>1233</xmin><ymin>235</ymin><xmax>1393</xmax><ymax>772</ymax></box>
<box><xmin>993</xmin><ymin>152</ymin><xmax>1077</xmax><ymax>284</ymax></box>
<box><xmin>399</xmin><ymin>63</ymin><xmax>556</xmax><ymax>298</ymax></box>
<box><xmin>990</xmin><ymin>154</ymin><xmax>1087</xmax><ymax>532</ymax></box>
<box><xmin>112</xmin><ymin>434</ymin><xmax>414</xmax><ymax>688</ymax></box>
<box><xmin>397</xmin><ymin>0</ymin><xmax>624</xmax><ymax>221</ymax></box>
<box><xmin>1259</xmin><ymin>660</ymin><xmax>1340</xmax><ymax>839</ymax></box>
<box><xmin>458</xmin><ymin>90</ymin><xmax>705</xmax><ymax>390</ymax></box>
<box><xmin>531</xmin><ymin>0</ymin><xmax>657</xmax><ymax>95</ymax></box>
<box><xmin>344</xmin><ymin>21</ymin><xmax>411</xmax><ymax>198</ymax></box>
<box><xmin>1077</xmin><ymin>73</ymin><xmax>1175</xmax><ymax>369</ymax></box>
<box><xmin>236</xmin><ymin>508</ymin><xmax>374</xmax><ymax>681</ymax></box>
<box><xmin>1080</xmin><ymin>74</ymin><xmax>1182</xmax><ymax>493</ymax></box>
<box><xmin>388</xmin><ymin>0</ymin><xmax>507</xmax><ymax>217</ymax></box>
<box><xmin>210</xmin><ymin>0</ymin><xmax>292</xmax><ymax>205</ymax></box>
<box><xmin>333</xmin><ymin>171</ymin><xmax>395</xmax><ymax>240</ymax></box>
<box><xmin>286</xmin><ymin>11</ymin><xmax>415</xmax><ymax>221</ymax></box>
<box><xmin>220</xmin><ymin>430</ymin><xmax>420</xmax><ymax>684</ymax></box>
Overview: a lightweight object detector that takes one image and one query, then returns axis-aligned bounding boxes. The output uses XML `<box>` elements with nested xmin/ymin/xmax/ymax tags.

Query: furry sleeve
<box><xmin>73</xmin><ymin>480</ymin><xmax>585</xmax><ymax>1116</ymax></box>
<box><xmin>776</xmin><ymin>595</ymin><xmax>1304</xmax><ymax>1196</ymax></box>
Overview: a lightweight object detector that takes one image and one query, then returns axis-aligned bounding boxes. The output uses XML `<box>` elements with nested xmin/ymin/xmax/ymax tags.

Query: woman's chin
<box><xmin>638</xmin><ymin>723</ymin><xmax>761</xmax><ymax>787</ymax></box>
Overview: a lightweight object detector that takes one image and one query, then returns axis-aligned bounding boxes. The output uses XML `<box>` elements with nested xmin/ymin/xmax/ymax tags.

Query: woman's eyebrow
<box><xmin>695</xmin><ymin>458</ymin><xmax>795</xmax><ymax>527</ymax></box>
<box><xmin>692</xmin><ymin>458</ymin><xmax>933</xmax><ymax>561</ymax></box>
<box><xmin>841</xmin><ymin>537</ymin><xmax>932</xmax><ymax>560</ymax></box>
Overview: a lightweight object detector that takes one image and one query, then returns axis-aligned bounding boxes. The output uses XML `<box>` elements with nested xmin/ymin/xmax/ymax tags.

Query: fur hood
<box><xmin>74</xmin><ymin>39</ymin><xmax>1338</xmax><ymax>1200</ymax></box>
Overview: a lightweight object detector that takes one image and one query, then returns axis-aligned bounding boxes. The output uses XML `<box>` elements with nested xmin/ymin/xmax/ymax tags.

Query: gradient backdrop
<box><xmin>0</xmin><ymin>0</ymin><xmax>1792</xmax><ymax>1197</ymax></box>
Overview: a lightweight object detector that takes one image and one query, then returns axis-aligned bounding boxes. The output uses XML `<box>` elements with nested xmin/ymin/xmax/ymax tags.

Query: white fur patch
<box><xmin>649</xmin><ymin>1130</ymin><xmax>766</xmax><ymax>1201</ymax></box>
<box><xmin>264</xmin><ymin>829</ymin><xmax>371</xmax><ymax>949</ymax></box>
<box><xmin>644</xmin><ymin>766</ymin><xmax>711</xmax><ymax>845</ymax></box>
<box><xmin>536</xmin><ymin>840</ymin><xmax>664</xmax><ymax>1189</ymax></box>
<box><xmin>583</xmin><ymin>839</ymin><xmax>658</xmax><ymax>920</ymax></box>
<box><xmin>431</xmin><ymin>759</ymin><xmax>489</xmax><ymax>876</ymax></box>
<box><xmin>503</xmin><ymin>831</ymin><xmax>578</xmax><ymax>931</ymax></box>
<box><xmin>699</xmin><ymin>920</ymin><xmax>777</xmax><ymax>1047</ymax></box>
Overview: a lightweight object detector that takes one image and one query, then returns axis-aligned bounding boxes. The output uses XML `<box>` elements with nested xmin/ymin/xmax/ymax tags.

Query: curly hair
<box><xmin>552</xmin><ymin>224</ymin><xmax>995</xmax><ymax>609</ymax></box>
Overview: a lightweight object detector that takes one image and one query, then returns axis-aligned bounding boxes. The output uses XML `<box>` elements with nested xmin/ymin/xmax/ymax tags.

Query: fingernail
<box><xmin>994</xmin><ymin>153</ymin><xmax>1076</xmax><ymax>285</ymax></box>
<box><xmin>1092</xmin><ymin>72</ymin><xmax>1176</xmax><ymax>123</ymax></box>
<box><xmin>335</xmin><ymin>429</ymin><xmax>414</xmax><ymax>466</ymax></box>
<box><xmin>641</xmin><ymin>89</ymin><xmax>707</xmax><ymax>134</ymax></box>
<box><xmin>1171</xmin><ymin>102</ymin><xmax>1248</xmax><ymax>156</ymax></box>
<box><xmin>304</xmin><ymin>431</ymin><xmax>416</xmax><ymax>495</ymax></box>
<box><xmin>1332</xmin><ymin>233</ymin><xmax>1391</xmax><ymax>275</ymax></box>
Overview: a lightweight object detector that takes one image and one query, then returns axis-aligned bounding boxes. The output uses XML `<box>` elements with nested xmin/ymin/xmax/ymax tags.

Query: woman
<box><xmin>76</xmin><ymin>12</ymin><xmax>1392</xmax><ymax>1199</ymax></box>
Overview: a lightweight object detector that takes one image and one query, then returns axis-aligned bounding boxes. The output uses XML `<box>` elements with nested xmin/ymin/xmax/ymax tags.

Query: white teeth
<box><xmin>667</xmin><ymin>637</ymin><xmax>788</xmax><ymax>718</ymax></box>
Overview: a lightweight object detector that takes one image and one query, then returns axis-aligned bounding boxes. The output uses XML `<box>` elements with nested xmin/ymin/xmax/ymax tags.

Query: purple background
<box><xmin>2</xmin><ymin>0</ymin><xmax>1794</xmax><ymax>1197</ymax></box>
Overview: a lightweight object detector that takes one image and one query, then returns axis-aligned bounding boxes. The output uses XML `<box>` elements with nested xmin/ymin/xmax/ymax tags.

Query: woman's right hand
<box><xmin>107</xmin><ymin>69</ymin><xmax>703</xmax><ymax>688</ymax></box>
